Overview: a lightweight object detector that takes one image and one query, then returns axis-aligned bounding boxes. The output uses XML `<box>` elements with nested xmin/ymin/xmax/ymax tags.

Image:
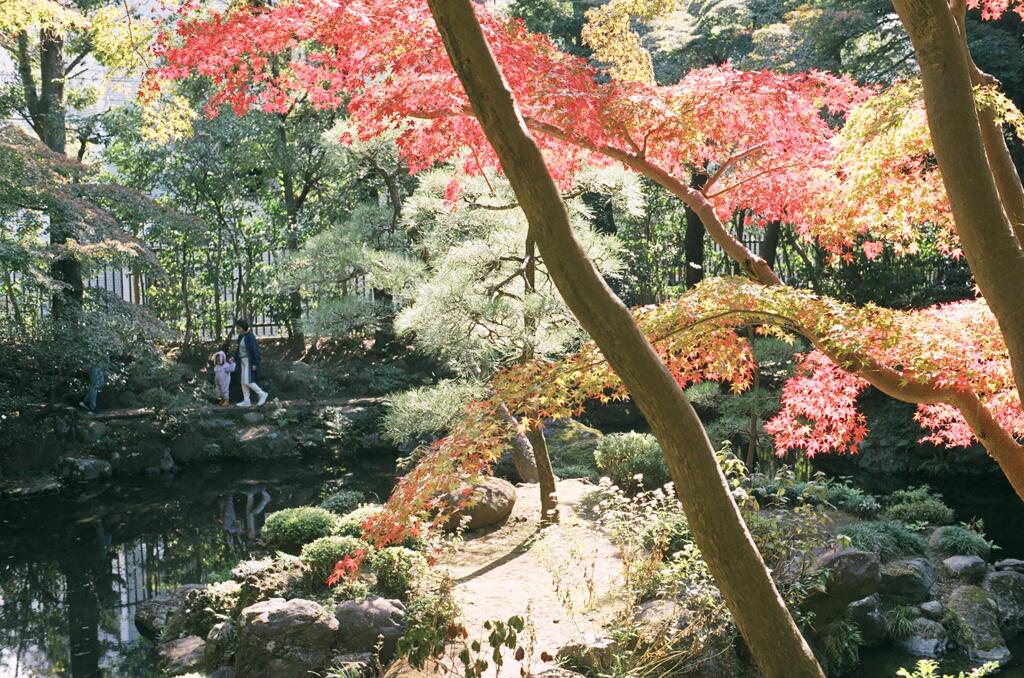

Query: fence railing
<box><xmin>4</xmin><ymin>252</ymin><xmax>371</xmax><ymax>340</ymax></box>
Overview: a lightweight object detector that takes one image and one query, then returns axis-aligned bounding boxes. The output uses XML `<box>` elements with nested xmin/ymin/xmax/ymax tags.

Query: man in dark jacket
<box><xmin>234</xmin><ymin>319</ymin><xmax>269</xmax><ymax>406</ymax></box>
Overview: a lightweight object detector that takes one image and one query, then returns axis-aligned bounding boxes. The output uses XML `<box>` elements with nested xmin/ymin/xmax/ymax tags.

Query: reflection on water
<box><xmin>859</xmin><ymin>635</ymin><xmax>1024</xmax><ymax>677</ymax></box>
<box><xmin>0</xmin><ymin>457</ymin><xmax>394</xmax><ymax>677</ymax></box>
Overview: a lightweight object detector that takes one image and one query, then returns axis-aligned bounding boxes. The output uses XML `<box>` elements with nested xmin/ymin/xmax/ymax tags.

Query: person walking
<box><xmin>211</xmin><ymin>349</ymin><xmax>235</xmax><ymax>406</ymax></box>
<box><xmin>78</xmin><ymin>363</ymin><xmax>106</xmax><ymax>414</ymax></box>
<box><xmin>234</xmin><ymin>319</ymin><xmax>269</xmax><ymax>407</ymax></box>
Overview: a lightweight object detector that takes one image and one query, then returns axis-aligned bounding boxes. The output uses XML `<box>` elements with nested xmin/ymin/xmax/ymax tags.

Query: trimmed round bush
<box><xmin>594</xmin><ymin>432</ymin><xmax>669</xmax><ymax>492</ymax></box>
<box><xmin>372</xmin><ymin>546</ymin><xmax>428</xmax><ymax>600</ymax></box>
<box><xmin>300</xmin><ymin>535</ymin><xmax>371</xmax><ymax>587</ymax></box>
<box><xmin>334</xmin><ymin>504</ymin><xmax>383</xmax><ymax>538</ymax></box>
<box><xmin>261</xmin><ymin>506</ymin><xmax>338</xmax><ymax>554</ymax></box>
<box><xmin>882</xmin><ymin>486</ymin><xmax>955</xmax><ymax>525</ymax></box>
<box><xmin>826</xmin><ymin>484</ymin><xmax>881</xmax><ymax>517</ymax></box>
<box><xmin>319</xmin><ymin>489</ymin><xmax>367</xmax><ymax>515</ymax></box>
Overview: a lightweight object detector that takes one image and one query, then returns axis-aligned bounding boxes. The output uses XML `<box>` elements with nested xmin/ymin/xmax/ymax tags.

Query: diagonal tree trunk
<box><xmin>424</xmin><ymin>2</ymin><xmax>824</xmax><ymax>676</ymax></box>
<box><xmin>892</xmin><ymin>0</ymin><xmax>1024</xmax><ymax>405</ymax></box>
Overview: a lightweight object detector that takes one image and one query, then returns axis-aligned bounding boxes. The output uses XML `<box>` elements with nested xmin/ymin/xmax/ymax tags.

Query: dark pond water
<box><xmin>0</xmin><ymin>453</ymin><xmax>397</xmax><ymax>678</ymax></box>
<box><xmin>859</xmin><ymin>636</ymin><xmax>1024</xmax><ymax>677</ymax></box>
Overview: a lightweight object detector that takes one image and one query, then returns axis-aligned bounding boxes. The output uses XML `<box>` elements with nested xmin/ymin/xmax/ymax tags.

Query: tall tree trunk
<box><xmin>5</xmin><ymin>272</ymin><xmax>24</xmax><ymax>333</ymax></box>
<box><xmin>277</xmin><ymin>115</ymin><xmax>306</xmax><ymax>347</ymax></box>
<box><xmin>33</xmin><ymin>29</ymin><xmax>84</xmax><ymax>319</ymax></box>
<box><xmin>525</xmin><ymin>236</ymin><xmax>559</xmax><ymax>522</ymax></box>
<box><xmin>762</xmin><ymin>221</ymin><xmax>781</xmax><ymax>271</ymax></box>
<box><xmin>181</xmin><ymin>243</ymin><xmax>193</xmax><ymax>346</ymax></box>
<box><xmin>497</xmin><ymin>402</ymin><xmax>539</xmax><ymax>483</ymax></box>
<box><xmin>526</xmin><ymin>424</ymin><xmax>559</xmax><ymax>524</ymax></box>
<box><xmin>683</xmin><ymin>174</ymin><xmax>707</xmax><ymax>288</ymax></box>
<box><xmin>893</xmin><ymin>0</ymin><xmax>1024</xmax><ymax>406</ymax></box>
<box><xmin>424</xmin><ymin>3</ymin><xmax>824</xmax><ymax>676</ymax></box>
<box><xmin>948</xmin><ymin>0</ymin><xmax>1024</xmax><ymax>248</ymax></box>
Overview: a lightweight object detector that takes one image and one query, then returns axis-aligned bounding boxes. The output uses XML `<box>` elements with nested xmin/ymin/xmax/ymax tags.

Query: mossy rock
<box><xmin>163</xmin><ymin>581</ymin><xmax>242</xmax><ymax>640</ymax></box>
<box><xmin>231</xmin><ymin>555</ymin><xmax>307</xmax><ymax>611</ymax></box>
<box><xmin>944</xmin><ymin>584</ymin><xmax>1011</xmax><ymax>665</ymax></box>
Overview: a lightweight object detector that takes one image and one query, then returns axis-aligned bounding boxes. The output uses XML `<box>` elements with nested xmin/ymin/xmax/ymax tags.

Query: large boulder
<box><xmin>235</xmin><ymin>598</ymin><xmax>340</xmax><ymax>678</ymax></box>
<box><xmin>942</xmin><ymin>555</ymin><xmax>987</xmax><ymax>583</ymax></box>
<box><xmin>335</xmin><ymin>596</ymin><xmax>407</xmax><ymax>661</ymax></box>
<box><xmin>945</xmin><ymin>585</ymin><xmax>1012</xmax><ymax>665</ymax></box>
<box><xmin>895</xmin><ymin>617</ymin><xmax>948</xmax><ymax>657</ymax></box>
<box><xmin>171</xmin><ymin>431</ymin><xmax>222</xmax><ymax>465</ymax></box>
<box><xmin>848</xmin><ymin>595</ymin><xmax>886</xmax><ymax>646</ymax></box>
<box><xmin>557</xmin><ymin>633</ymin><xmax>619</xmax><ymax>674</ymax></box>
<box><xmin>56</xmin><ymin>457</ymin><xmax>112</xmax><ymax>483</ymax></box>
<box><xmin>995</xmin><ymin>559</ymin><xmax>1024</xmax><ymax>574</ymax></box>
<box><xmin>880</xmin><ymin>558</ymin><xmax>936</xmax><ymax>602</ymax></box>
<box><xmin>634</xmin><ymin>599</ymin><xmax>687</xmax><ymax>629</ymax></box>
<box><xmin>197</xmin><ymin>416</ymin><xmax>235</xmax><ymax>438</ymax></box>
<box><xmin>157</xmin><ymin>635</ymin><xmax>206</xmax><ymax>676</ymax></box>
<box><xmin>919</xmin><ymin>600</ymin><xmax>944</xmax><ymax>621</ymax></box>
<box><xmin>79</xmin><ymin>420</ymin><xmax>109</xmax><ymax>445</ymax></box>
<box><xmin>801</xmin><ymin>549</ymin><xmax>880</xmax><ymax>626</ymax></box>
<box><xmin>135</xmin><ymin>585</ymin><xmax>205</xmax><ymax>641</ymax></box>
<box><xmin>205</xmin><ymin>620</ymin><xmax>237</xmax><ymax>671</ymax></box>
<box><xmin>235</xmin><ymin>426</ymin><xmax>300</xmax><ymax>460</ymax></box>
<box><xmin>110</xmin><ymin>446</ymin><xmax>176</xmax><ymax>476</ymax></box>
<box><xmin>983</xmin><ymin>570</ymin><xmax>1024</xmax><ymax>630</ymax></box>
<box><xmin>232</xmin><ymin>555</ymin><xmax>307</xmax><ymax>611</ymax></box>
<box><xmin>445</xmin><ymin>477</ymin><xmax>517</xmax><ymax>531</ymax></box>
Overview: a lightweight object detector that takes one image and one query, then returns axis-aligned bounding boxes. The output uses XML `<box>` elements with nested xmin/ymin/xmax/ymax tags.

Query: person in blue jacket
<box><xmin>234</xmin><ymin>319</ymin><xmax>269</xmax><ymax>407</ymax></box>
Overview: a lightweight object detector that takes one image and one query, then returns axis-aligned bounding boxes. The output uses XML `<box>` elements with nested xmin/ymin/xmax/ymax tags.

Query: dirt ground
<box><xmin>425</xmin><ymin>478</ymin><xmax>628</xmax><ymax>677</ymax></box>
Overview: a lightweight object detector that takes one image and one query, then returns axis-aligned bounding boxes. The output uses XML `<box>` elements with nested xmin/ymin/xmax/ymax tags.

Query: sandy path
<box><xmin>429</xmin><ymin>479</ymin><xmax>627</xmax><ymax>677</ymax></box>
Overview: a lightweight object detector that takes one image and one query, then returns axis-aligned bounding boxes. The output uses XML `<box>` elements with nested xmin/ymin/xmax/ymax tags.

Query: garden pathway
<box><xmin>426</xmin><ymin>478</ymin><xmax>628</xmax><ymax>677</ymax></box>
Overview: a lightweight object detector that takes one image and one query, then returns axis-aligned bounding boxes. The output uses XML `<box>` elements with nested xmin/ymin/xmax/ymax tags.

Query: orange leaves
<box><xmin>363</xmin><ymin>277</ymin><xmax>1017</xmax><ymax>548</ymax></box>
<box><xmin>969</xmin><ymin>0</ymin><xmax>1024</xmax><ymax>20</ymax></box>
<box><xmin>765</xmin><ymin>351</ymin><xmax>869</xmax><ymax>456</ymax></box>
<box><xmin>326</xmin><ymin>549</ymin><xmax>366</xmax><ymax>586</ymax></box>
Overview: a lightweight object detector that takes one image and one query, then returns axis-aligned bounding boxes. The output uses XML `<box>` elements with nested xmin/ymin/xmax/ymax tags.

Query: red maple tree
<box><xmin>145</xmin><ymin>0</ymin><xmax>1024</xmax><ymax>506</ymax></box>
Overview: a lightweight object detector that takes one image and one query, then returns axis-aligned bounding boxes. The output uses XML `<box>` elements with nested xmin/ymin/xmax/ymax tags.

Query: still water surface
<box><xmin>0</xmin><ymin>456</ymin><xmax>395</xmax><ymax>677</ymax></box>
<box><xmin>2</xmin><ymin>453</ymin><xmax>1024</xmax><ymax>677</ymax></box>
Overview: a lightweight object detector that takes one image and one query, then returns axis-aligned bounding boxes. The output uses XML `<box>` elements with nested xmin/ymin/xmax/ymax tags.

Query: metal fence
<box><xmin>2</xmin><ymin>250</ymin><xmax>371</xmax><ymax>339</ymax></box>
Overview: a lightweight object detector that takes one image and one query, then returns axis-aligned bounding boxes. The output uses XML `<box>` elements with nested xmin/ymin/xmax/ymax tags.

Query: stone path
<box><xmin>428</xmin><ymin>479</ymin><xmax>627</xmax><ymax>677</ymax></box>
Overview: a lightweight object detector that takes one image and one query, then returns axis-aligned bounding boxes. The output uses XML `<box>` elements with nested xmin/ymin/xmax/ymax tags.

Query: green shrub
<box><xmin>333</xmin><ymin>503</ymin><xmax>428</xmax><ymax>551</ymax></box>
<box><xmin>262</xmin><ymin>507</ymin><xmax>338</xmax><ymax>554</ymax></box>
<box><xmin>816</xmin><ymin>617</ymin><xmax>862</xmax><ymax>676</ymax></box>
<box><xmin>640</xmin><ymin>512</ymin><xmax>692</xmax><ymax>555</ymax></box>
<box><xmin>897</xmin><ymin>659</ymin><xmax>1000</xmax><ymax>678</ymax></box>
<box><xmin>372</xmin><ymin>547</ymin><xmax>428</xmax><ymax>600</ymax></box>
<box><xmin>826</xmin><ymin>483</ymin><xmax>880</xmax><ymax>517</ymax></box>
<box><xmin>884</xmin><ymin>605</ymin><xmax>919</xmax><ymax>640</ymax></box>
<box><xmin>396</xmin><ymin>578</ymin><xmax>462</xmax><ymax>669</ymax></box>
<box><xmin>319</xmin><ymin>489</ymin><xmax>368</xmax><ymax>515</ymax></box>
<box><xmin>838</xmin><ymin>521</ymin><xmax>927</xmax><ymax>560</ymax></box>
<box><xmin>300</xmin><ymin>536</ymin><xmax>370</xmax><ymax>587</ymax></box>
<box><xmin>937</xmin><ymin>525</ymin><xmax>995</xmax><ymax>558</ymax></box>
<box><xmin>594</xmin><ymin>432</ymin><xmax>669</xmax><ymax>492</ymax></box>
<box><xmin>383</xmin><ymin>380</ymin><xmax>484</xmax><ymax>446</ymax></box>
<box><xmin>551</xmin><ymin>463</ymin><xmax>600</xmax><ymax>482</ymax></box>
<box><xmin>883</xmin><ymin>486</ymin><xmax>955</xmax><ymax>525</ymax></box>
<box><xmin>334</xmin><ymin>504</ymin><xmax>383</xmax><ymax>538</ymax></box>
